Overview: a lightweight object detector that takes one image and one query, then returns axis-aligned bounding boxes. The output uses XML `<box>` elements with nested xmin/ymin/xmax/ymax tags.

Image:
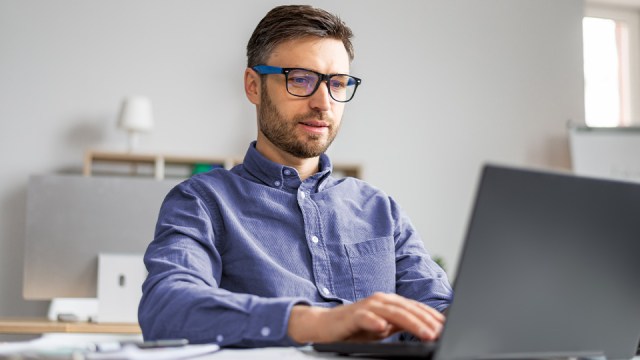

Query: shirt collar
<box><xmin>242</xmin><ymin>141</ymin><xmax>333</xmax><ymax>190</ymax></box>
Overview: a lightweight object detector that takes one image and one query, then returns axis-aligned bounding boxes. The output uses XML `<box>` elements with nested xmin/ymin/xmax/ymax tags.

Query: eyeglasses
<box><xmin>252</xmin><ymin>65</ymin><xmax>362</xmax><ymax>103</ymax></box>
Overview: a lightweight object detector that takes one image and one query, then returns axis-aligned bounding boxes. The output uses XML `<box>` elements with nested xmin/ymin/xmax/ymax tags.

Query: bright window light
<box><xmin>583</xmin><ymin>17</ymin><xmax>629</xmax><ymax>127</ymax></box>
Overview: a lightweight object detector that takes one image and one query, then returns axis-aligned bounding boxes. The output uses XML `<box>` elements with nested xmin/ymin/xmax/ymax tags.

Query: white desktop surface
<box><xmin>209</xmin><ymin>346</ymin><xmax>344</xmax><ymax>359</ymax></box>
<box><xmin>0</xmin><ymin>333</ymin><xmax>351</xmax><ymax>359</ymax></box>
<box><xmin>0</xmin><ymin>340</ymin><xmax>360</xmax><ymax>360</ymax></box>
<box><xmin>195</xmin><ymin>346</ymin><xmax>640</xmax><ymax>360</ymax></box>
<box><xmin>1</xmin><ymin>335</ymin><xmax>638</xmax><ymax>360</ymax></box>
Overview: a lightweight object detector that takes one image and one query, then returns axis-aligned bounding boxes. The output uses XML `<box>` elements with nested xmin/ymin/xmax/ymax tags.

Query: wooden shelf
<box><xmin>0</xmin><ymin>318</ymin><xmax>141</xmax><ymax>334</ymax></box>
<box><xmin>84</xmin><ymin>150</ymin><xmax>362</xmax><ymax>179</ymax></box>
<box><xmin>83</xmin><ymin>150</ymin><xmax>239</xmax><ymax>180</ymax></box>
<box><xmin>331</xmin><ymin>164</ymin><xmax>362</xmax><ymax>179</ymax></box>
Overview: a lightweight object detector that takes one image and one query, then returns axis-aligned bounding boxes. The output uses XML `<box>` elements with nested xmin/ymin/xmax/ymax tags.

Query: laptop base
<box><xmin>313</xmin><ymin>341</ymin><xmax>437</xmax><ymax>359</ymax></box>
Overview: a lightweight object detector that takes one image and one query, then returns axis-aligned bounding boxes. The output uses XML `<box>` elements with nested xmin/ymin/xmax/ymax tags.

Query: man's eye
<box><xmin>289</xmin><ymin>77</ymin><xmax>311</xmax><ymax>87</ymax></box>
<box><xmin>330</xmin><ymin>80</ymin><xmax>347</xmax><ymax>90</ymax></box>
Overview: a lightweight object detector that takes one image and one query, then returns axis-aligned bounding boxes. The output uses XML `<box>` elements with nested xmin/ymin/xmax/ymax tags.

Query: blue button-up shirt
<box><xmin>139</xmin><ymin>142</ymin><xmax>453</xmax><ymax>347</ymax></box>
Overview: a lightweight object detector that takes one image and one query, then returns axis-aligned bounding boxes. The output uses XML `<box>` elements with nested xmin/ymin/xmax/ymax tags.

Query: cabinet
<box><xmin>83</xmin><ymin>150</ymin><xmax>362</xmax><ymax>180</ymax></box>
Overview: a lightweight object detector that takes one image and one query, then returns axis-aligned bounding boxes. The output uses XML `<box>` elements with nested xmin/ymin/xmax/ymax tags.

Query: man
<box><xmin>139</xmin><ymin>5</ymin><xmax>453</xmax><ymax>347</ymax></box>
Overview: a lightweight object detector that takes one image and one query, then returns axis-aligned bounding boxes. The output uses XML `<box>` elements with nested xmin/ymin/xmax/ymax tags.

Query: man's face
<box><xmin>255</xmin><ymin>37</ymin><xmax>350</xmax><ymax>159</ymax></box>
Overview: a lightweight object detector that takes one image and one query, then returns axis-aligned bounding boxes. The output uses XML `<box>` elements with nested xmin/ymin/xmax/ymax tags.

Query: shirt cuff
<box><xmin>242</xmin><ymin>297</ymin><xmax>311</xmax><ymax>347</ymax></box>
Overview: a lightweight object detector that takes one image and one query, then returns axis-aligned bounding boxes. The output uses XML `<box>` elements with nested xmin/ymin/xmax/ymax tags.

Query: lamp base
<box><xmin>126</xmin><ymin>131</ymin><xmax>140</xmax><ymax>153</ymax></box>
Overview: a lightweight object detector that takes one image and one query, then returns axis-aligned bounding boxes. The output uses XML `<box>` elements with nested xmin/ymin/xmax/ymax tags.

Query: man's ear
<box><xmin>244</xmin><ymin>68</ymin><xmax>261</xmax><ymax>105</ymax></box>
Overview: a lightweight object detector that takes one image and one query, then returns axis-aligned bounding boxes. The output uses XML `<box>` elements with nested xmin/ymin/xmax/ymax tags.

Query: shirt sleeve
<box><xmin>390</xmin><ymin>197</ymin><xmax>453</xmax><ymax>312</ymax></box>
<box><xmin>138</xmin><ymin>180</ymin><xmax>310</xmax><ymax>347</ymax></box>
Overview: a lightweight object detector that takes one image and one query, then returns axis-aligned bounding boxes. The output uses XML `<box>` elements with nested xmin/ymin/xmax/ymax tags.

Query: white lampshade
<box><xmin>117</xmin><ymin>96</ymin><xmax>154</xmax><ymax>152</ymax></box>
<box><xmin>118</xmin><ymin>96</ymin><xmax>154</xmax><ymax>132</ymax></box>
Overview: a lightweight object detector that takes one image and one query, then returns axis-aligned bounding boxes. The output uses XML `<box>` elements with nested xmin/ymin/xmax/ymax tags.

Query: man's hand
<box><xmin>287</xmin><ymin>292</ymin><xmax>445</xmax><ymax>344</ymax></box>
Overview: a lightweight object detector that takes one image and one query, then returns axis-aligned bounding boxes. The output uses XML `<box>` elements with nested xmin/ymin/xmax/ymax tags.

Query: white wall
<box><xmin>0</xmin><ymin>0</ymin><xmax>585</xmax><ymax>317</ymax></box>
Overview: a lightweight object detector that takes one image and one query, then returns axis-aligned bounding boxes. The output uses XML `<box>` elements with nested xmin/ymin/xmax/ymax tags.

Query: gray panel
<box><xmin>23</xmin><ymin>175</ymin><xmax>180</xmax><ymax>299</ymax></box>
<box><xmin>437</xmin><ymin>166</ymin><xmax>640</xmax><ymax>360</ymax></box>
<box><xmin>569</xmin><ymin>126</ymin><xmax>640</xmax><ymax>183</ymax></box>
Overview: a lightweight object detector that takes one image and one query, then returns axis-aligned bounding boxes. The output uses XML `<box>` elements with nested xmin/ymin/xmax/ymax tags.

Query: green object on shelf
<box><xmin>433</xmin><ymin>255</ymin><xmax>447</xmax><ymax>273</ymax></box>
<box><xmin>192</xmin><ymin>163</ymin><xmax>223</xmax><ymax>175</ymax></box>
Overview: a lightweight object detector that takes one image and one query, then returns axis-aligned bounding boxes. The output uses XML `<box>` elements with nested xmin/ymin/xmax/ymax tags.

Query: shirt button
<box><xmin>322</xmin><ymin>287</ymin><xmax>330</xmax><ymax>296</ymax></box>
<box><xmin>216</xmin><ymin>334</ymin><xmax>224</xmax><ymax>343</ymax></box>
<box><xmin>284</xmin><ymin>169</ymin><xmax>291</xmax><ymax>176</ymax></box>
<box><xmin>311</xmin><ymin>236</ymin><xmax>319</xmax><ymax>244</ymax></box>
<box><xmin>300</xmin><ymin>191</ymin><xmax>306</xmax><ymax>199</ymax></box>
<box><xmin>274</xmin><ymin>180</ymin><xmax>281</xmax><ymax>187</ymax></box>
<box><xmin>261</xmin><ymin>326</ymin><xmax>271</xmax><ymax>337</ymax></box>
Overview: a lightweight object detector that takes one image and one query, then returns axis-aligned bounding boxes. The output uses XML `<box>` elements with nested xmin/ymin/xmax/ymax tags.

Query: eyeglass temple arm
<box><xmin>252</xmin><ymin>65</ymin><xmax>284</xmax><ymax>74</ymax></box>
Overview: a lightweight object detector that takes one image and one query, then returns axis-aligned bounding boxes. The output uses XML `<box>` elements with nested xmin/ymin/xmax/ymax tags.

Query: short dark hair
<box><xmin>246</xmin><ymin>5</ymin><xmax>354</xmax><ymax>67</ymax></box>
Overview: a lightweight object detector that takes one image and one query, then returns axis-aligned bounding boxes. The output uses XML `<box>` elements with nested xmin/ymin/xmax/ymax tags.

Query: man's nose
<box><xmin>308</xmin><ymin>81</ymin><xmax>332</xmax><ymax>111</ymax></box>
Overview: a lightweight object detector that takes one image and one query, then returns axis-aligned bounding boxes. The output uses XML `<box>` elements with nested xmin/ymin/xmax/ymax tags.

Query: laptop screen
<box><xmin>436</xmin><ymin>165</ymin><xmax>640</xmax><ymax>360</ymax></box>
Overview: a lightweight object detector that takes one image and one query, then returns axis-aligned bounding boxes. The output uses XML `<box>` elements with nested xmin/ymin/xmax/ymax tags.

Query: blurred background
<box><xmin>1</xmin><ymin>0</ymin><xmax>636</xmax><ymax>318</ymax></box>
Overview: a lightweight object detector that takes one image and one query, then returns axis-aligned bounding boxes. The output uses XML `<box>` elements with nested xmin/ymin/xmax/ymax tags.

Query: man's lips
<box><xmin>298</xmin><ymin>120</ymin><xmax>330</xmax><ymax>134</ymax></box>
<box><xmin>299</xmin><ymin>120</ymin><xmax>329</xmax><ymax>127</ymax></box>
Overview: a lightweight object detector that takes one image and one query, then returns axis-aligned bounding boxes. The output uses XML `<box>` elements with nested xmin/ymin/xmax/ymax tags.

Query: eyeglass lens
<box><xmin>286</xmin><ymin>69</ymin><xmax>357</xmax><ymax>102</ymax></box>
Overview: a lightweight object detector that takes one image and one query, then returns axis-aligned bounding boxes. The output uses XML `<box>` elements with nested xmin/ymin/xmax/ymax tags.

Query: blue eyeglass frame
<box><xmin>252</xmin><ymin>65</ymin><xmax>362</xmax><ymax>103</ymax></box>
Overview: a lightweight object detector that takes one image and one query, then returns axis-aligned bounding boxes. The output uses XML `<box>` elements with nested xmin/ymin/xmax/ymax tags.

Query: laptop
<box><xmin>314</xmin><ymin>165</ymin><xmax>640</xmax><ymax>360</ymax></box>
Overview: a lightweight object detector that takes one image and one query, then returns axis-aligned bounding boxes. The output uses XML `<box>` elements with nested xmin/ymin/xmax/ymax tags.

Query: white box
<box><xmin>97</xmin><ymin>254</ymin><xmax>147</xmax><ymax>323</ymax></box>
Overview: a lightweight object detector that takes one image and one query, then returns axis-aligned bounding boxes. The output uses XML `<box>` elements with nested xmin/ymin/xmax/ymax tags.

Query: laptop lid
<box><xmin>436</xmin><ymin>165</ymin><xmax>640</xmax><ymax>360</ymax></box>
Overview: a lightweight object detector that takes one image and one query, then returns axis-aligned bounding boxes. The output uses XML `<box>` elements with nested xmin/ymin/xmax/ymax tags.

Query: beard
<box><xmin>258</xmin><ymin>83</ymin><xmax>339</xmax><ymax>159</ymax></box>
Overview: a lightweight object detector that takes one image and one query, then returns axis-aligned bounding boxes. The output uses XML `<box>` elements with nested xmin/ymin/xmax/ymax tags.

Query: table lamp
<box><xmin>118</xmin><ymin>96</ymin><xmax>154</xmax><ymax>152</ymax></box>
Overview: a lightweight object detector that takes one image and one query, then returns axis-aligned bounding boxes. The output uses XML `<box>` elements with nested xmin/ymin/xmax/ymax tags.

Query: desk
<box><xmin>205</xmin><ymin>347</ymin><xmax>344</xmax><ymax>359</ymax></box>
<box><xmin>0</xmin><ymin>318</ymin><xmax>141</xmax><ymax>335</ymax></box>
<box><xmin>0</xmin><ymin>343</ymin><xmax>346</xmax><ymax>360</ymax></box>
<box><xmin>0</xmin><ymin>321</ymin><xmax>637</xmax><ymax>360</ymax></box>
<box><xmin>113</xmin><ymin>347</ymin><xmax>640</xmax><ymax>360</ymax></box>
<box><xmin>0</xmin><ymin>341</ymin><xmax>638</xmax><ymax>360</ymax></box>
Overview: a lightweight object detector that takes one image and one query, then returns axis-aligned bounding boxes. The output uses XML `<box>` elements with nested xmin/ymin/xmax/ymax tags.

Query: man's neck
<box><xmin>255</xmin><ymin>138</ymin><xmax>320</xmax><ymax>181</ymax></box>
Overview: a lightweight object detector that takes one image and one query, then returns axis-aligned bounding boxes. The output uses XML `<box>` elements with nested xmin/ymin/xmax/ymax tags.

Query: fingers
<box><xmin>348</xmin><ymin>309</ymin><xmax>395</xmax><ymax>341</ymax></box>
<box><xmin>351</xmin><ymin>307</ymin><xmax>389</xmax><ymax>333</ymax></box>
<box><xmin>395</xmin><ymin>296</ymin><xmax>445</xmax><ymax>336</ymax></box>
<box><xmin>414</xmin><ymin>300</ymin><xmax>446</xmax><ymax>322</ymax></box>
<box><xmin>355</xmin><ymin>293</ymin><xmax>445</xmax><ymax>341</ymax></box>
<box><xmin>309</xmin><ymin>293</ymin><xmax>447</xmax><ymax>343</ymax></box>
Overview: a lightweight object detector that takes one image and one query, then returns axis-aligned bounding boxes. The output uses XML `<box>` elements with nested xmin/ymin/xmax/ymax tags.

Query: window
<box><xmin>583</xmin><ymin>7</ymin><xmax>639</xmax><ymax>127</ymax></box>
<box><xmin>583</xmin><ymin>17</ymin><xmax>627</xmax><ymax>126</ymax></box>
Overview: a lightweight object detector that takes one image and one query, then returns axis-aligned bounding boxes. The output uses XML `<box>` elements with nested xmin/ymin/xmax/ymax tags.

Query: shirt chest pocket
<box><xmin>344</xmin><ymin>236</ymin><xmax>396</xmax><ymax>300</ymax></box>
